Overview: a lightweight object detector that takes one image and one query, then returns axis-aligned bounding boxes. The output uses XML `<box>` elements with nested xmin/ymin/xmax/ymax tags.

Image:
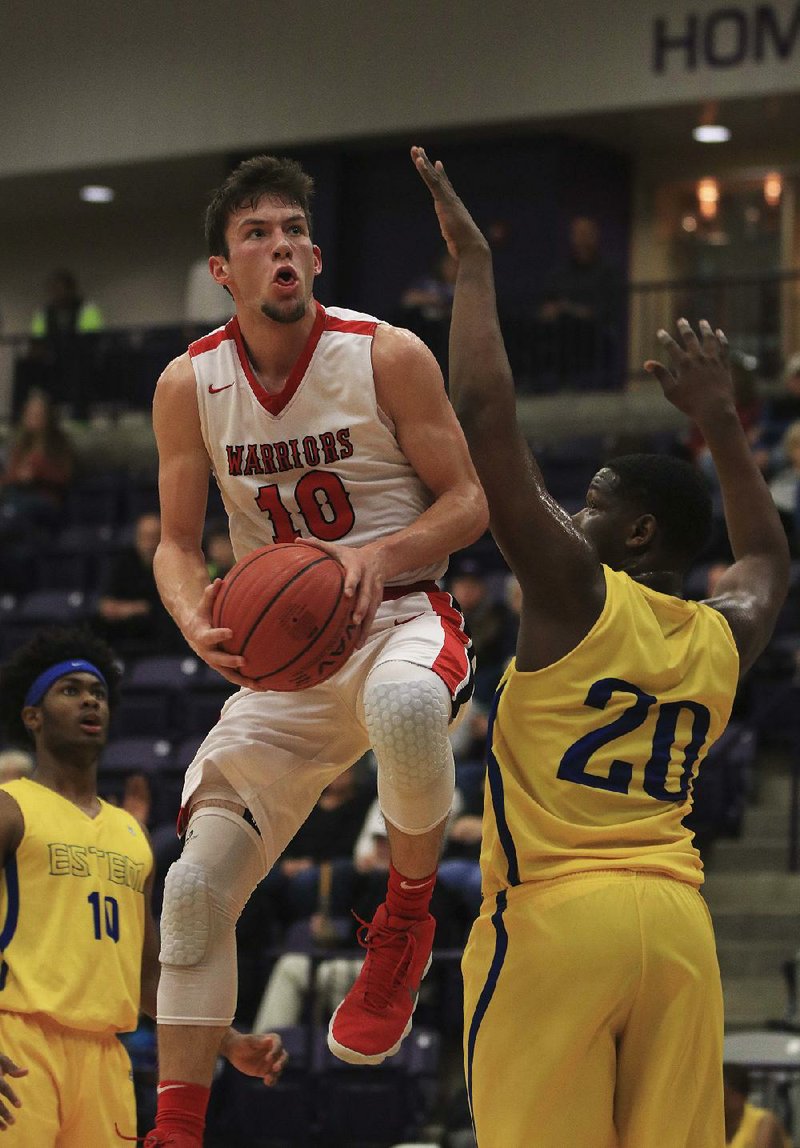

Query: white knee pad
<box><xmin>363</xmin><ymin>661</ymin><xmax>455</xmax><ymax>835</ymax></box>
<box><xmin>157</xmin><ymin>808</ymin><xmax>266</xmax><ymax>1027</ymax></box>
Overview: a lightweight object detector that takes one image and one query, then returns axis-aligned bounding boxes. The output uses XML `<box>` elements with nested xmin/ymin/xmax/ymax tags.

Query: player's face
<box><xmin>29</xmin><ymin>673</ymin><xmax>110</xmax><ymax>758</ymax></box>
<box><xmin>213</xmin><ymin>196</ymin><xmax>322</xmax><ymax>324</ymax></box>
<box><xmin>571</xmin><ymin>468</ymin><xmax>633</xmax><ymax>567</ymax></box>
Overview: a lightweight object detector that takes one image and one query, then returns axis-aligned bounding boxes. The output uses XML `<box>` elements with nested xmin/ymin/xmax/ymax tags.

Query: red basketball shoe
<box><xmin>327</xmin><ymin>902</ymin><xmax>435</xmax><ymax>1065</ymax></box>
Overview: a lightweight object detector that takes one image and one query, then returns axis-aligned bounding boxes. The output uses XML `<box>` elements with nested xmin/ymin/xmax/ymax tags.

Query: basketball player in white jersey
<box><xmin>146</xmin><ymin>155</ymin><xmax>488</xmax><ymax>1146</ymax></box>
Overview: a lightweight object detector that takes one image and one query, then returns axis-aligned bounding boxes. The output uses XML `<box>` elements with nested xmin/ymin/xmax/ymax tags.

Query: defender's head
<box><xmin>0</xmin><ymin>626</ymin><xmax>121</xmax><ymax>754</ymax></box>
<box><xmin>572</xmin><ymin>453</ymin><xmax>712</xmax><ymax>577</ymax></box>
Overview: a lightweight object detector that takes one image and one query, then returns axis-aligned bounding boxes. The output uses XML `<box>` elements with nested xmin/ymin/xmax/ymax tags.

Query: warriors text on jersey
<box><xmin>481</xmin><ymin>565</ymin><xmax>740</xmax><ymax>894</ymax></box>
<box><xmin>0</xmin><ymin>779</ymin><xmax>153</xmax><ymax>1033</ymax></box>
<box><xmin>190</xmin><ymin>302</ymin><xmax>445</xmax><ymax>584</ymax></box>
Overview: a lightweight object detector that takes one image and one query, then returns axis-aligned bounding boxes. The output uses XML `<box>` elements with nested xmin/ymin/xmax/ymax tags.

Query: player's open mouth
<box><xmin>274</xmin><ymin>267</ymin><xmax>298</xmax><ymax>287</ymax></box>
<box><xmin>79</xmin><ymin>719</ymin><xmax>102</xmax><ymax>734</ymax></box>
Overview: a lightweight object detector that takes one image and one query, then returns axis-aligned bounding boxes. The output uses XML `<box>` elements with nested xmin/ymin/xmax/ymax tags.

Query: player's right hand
<box><xmin>298</xmin><ymin>538</ymin><xmax>384</xmax><ymax>648</ymax></box>
<box><xmin>182</xmin><ymin>581</ymin><xmax>259</xmax><ymax>689</ymax></box>
<box><xmin>0</xmin><ymin>1054</ymin><xmax>27</xmax><ymax>1131</ymax></box>
<box><xmin>411</xmin><ymin>146</ymin><xmax>490</xmax><ymax>262</ymax></box>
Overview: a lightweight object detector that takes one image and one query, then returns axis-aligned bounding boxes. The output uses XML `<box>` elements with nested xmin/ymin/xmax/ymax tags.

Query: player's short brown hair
<box><xmin>205</xmin><ymin>155</ymin><xmax>315</xmax><ymax>258</ymax></box>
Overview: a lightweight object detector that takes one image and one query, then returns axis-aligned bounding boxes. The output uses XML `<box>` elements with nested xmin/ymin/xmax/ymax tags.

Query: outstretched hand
<box><xmin>644</xmin><ymin>319</ymin><xmax>735</xmax><ymax>425</ymax></box>
<box><xmin>410</xmin><ymin>146</ymin><xmax>489</xmax><ymax>261</ymax></box>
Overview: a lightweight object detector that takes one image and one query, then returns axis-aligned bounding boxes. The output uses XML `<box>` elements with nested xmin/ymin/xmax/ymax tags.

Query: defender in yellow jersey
<box><xmin>413</xmin><ymin>150</ymin><xmax>790</xmax><ymax>1148</ymax></box>
<box><xmin>0</xmin><ymin>628</ymin><xmax>286</xmax><ymax>1145</ymax></box>
<box><xmin>724</xmin><ymin>1064</ymin><xmax>793</xmax><ymax>1148</ymax></box>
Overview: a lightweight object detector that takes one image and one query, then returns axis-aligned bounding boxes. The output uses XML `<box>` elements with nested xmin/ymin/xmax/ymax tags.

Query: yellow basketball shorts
<box><xmin>0</xmin><ymin>1012</ymin><xmax>136</xmax><ymax>1146</ymax></box>
<box><xmin>463</xmin><ymin>871</ymin><xmax>725</xmax><ymax>1148</ymax></box>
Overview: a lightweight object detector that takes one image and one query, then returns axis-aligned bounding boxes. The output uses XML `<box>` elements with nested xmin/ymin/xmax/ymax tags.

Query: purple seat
<box><xmin>18</xmin><ymin>588</ymin><xmax>89</xmax><ymax>624</ymax></box>
<box><xmin>64</xmin><ymin>472</ymin><xmax>124</xmax><ymax>528</ymax></box>
<box><xmin>127</xmin><ymin>654</ymin><xmax>202</xmax><ymax>691</ymax></box>
<box><xmin>100</xmin><ymin>737</ymin><xmax>173</xmax><ymax>774</ymax></box>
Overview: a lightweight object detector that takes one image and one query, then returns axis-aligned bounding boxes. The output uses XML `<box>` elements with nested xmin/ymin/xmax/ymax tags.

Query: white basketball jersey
<box><xmin>190</xmin><ymin>302</ymin><xmax>446</xmax><ymax>585</ymax></box>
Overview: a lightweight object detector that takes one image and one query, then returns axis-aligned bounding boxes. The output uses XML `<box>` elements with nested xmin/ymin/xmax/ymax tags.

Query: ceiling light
<box><xmin>697</xmin><ymin>178</ymin><xmax>720</xmax><ymax>220</ymax></box>
<box><xmin>764</xmin><ymin>172</ymin><xmax>782</xmax><ymax>207</ymax></box>
<box><xmin>692</xmin><ymin>125</ymin><xmax>731</xmax><ymax>143</ymax></box>
<box><xmin>80</xmin><ymin>185</ymin><xmax>115</xmax><ymax>203</ymax></box>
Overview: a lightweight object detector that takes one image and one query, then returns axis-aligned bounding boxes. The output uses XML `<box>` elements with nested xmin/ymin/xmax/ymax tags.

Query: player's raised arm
<box><xmin>646</xmin><ymin>321</ymin><xmax>790</xmax><ymax>673</ymax></box>
<box><xmin>411</xmin><ymin>147</ymin><xmax>603</xmax><ymax>638</ymax></box>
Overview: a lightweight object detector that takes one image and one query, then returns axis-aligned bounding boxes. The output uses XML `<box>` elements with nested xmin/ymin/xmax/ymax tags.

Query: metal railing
<box><xmin>2</xmin><ymin>270</ymin><xmax>800</xmax><ymax>421</ymax></box>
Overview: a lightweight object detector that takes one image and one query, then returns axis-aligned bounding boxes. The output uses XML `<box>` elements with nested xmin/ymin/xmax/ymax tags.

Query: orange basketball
<box><xmin>211</xmin><ymin>543</ymin><xmax>358</xmax><ymax>690</ymax></box>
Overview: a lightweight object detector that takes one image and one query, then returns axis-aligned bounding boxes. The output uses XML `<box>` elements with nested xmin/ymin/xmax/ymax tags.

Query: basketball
<box><xmin>211</xmin><ymin>543</ymin><xmax>359</xmax><ymax>690</ymax></box>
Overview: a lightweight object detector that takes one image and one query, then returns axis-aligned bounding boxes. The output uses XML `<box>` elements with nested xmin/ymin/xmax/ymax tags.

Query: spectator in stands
<box><xmin>254</xmin><ymin>779</ymin><xmax>466</xmax><ymax>1034</ymax></box>
<box><xmin>399</xmin><ymin>249</ymin><xmax>456</xmax><ymax>371</ymax></box>
<box><xmin>275</xmin><ymin>763</ymin><xmax>376</xmax><ymax>922</ymax></box>
<box><xmin>0</xmin><ymin>748</ymin><xmax>33</xmax><ymax>782</ymax></box>
<box><xmin>447</xmin><ymin>555</ymin><xmax>516</xmax><ymax>706</ymax></box>
<box><xmin>534</xmin><ymin>215</ymin><xmax>621</xmax><ymax>388</ymax></box>
<box><xmin>203</xmin><ymin>519</ymin><xmax>236</xmax><ymax>581</ymax></box>
<box><xmin>14</xmin><ymin>270</ymin><xmax>105</xmax><ymax>419</ymax></box>
<box><xmin>759</xmin><ymin>352</ymin><xmax>800</xmax><ymax>455</ymax></box>
<box><xmin>93</xmin><ymin>512</ymin><xmax>186</xmax><ymax>660</ymax></box>
<box><xmin>0</xmin><ymin>388</ymin><xmax>75</xmax><ymax>537</ymax></box>
<box><xmin>401</xmin><ymin>250</ymin><xmax>457</xmax><ymax>324</ymax></box>
<box><xmin>723</xmin><ymin>1063</ymin><xmax>791</xmax><ymax>1147</ymax></box>
<box><xmin>767</xmin><ymin>420</ymin><xmax>800</xmax><ymax>555</ymax></box>
<box><xmin>252</xmin><ymin>766</ymin><xmax>379</xmax><ymax>1032</ymax></box>
<box><xmin>30</xmin><ymin>269</ymin><xmax>104</xmax><ymax>344</ymax></box>
<box><xmin>438</xmin><ymin>775</ymin><xmax>483</xmax><ymax>921</ymax></box>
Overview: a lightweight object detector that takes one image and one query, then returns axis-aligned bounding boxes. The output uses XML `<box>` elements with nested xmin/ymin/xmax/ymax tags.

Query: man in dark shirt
<box><xmin>536</xmin><ymin>216</ymin><xmax>621</xmax><ymax>388</ymax></box>
<box><xmin>94</xmin><ymin>512</ymin><xmax>185</xmax><ymax>659</ymax></box>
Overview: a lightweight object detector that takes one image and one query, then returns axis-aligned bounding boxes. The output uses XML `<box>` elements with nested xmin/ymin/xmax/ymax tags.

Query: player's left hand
<box><xmin>644</xmin><ymin>319</ymin><xmax>735</xmax><ymax>427</ymax></box>
<box><xmin>0</xmin><ymin>1053</ymin><xmax>27</xmax><ymax>1130</ymax></box>
<box><xmin>220</xmin><ymin>1031</ymin><xmax>288</xmax><ymax>1087</ymax></box>
<box><xmin>410</xmin><ymin>146</ymin><xmax>489</xmax><ymax>262</ymax></box>
<box><xmin>297</xmin><ymin>538</ymin><xmax>385</xmax><ymax>647</ymax></box>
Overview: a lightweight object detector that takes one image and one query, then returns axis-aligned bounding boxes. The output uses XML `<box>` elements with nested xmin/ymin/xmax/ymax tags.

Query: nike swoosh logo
<box><xmin>208</xmin><ymin>382</ymin><xmax>235</xmax><ymax>393</ymax></box>
<box><xmin>400</xmin><ymin>879</ymin><xmax>432</xmax><ymax>890</ymax></box>
<box><xmin>157</xmin><ymin>1084</ymin><xmax>188</xmax><ymax>1094</ymax></box>
<box><xmin>393</xmin><ymin>613</ymin><xmax>424</xmax><ymax>628</ymax></box>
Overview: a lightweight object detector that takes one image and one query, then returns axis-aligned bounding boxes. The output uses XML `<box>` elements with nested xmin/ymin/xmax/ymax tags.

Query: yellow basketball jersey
<box><xmin>481</xmin><ymin>566</ymin><xmax>739</xmax><ymax>895</ymax></box>
<box><xmin>729</xmin><ymin>1102</ymin><xmax>793</xmax><ymax>1148</ymax></box>
<box><xmin>0</xmin><ymin>778</ymin><xmax>153</xmax><ymax>1034</ymax></box>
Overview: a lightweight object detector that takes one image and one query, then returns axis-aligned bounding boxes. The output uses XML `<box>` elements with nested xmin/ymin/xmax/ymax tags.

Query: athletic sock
<box><xmin>385</xmin><ymin>861</ymin><xmax>436</xmax><ymax>921</ymax></box>
<box><xmin>154</xmin><ymin>1080</ymin><xmax>210</xmax><ymax>1139</ymax></box>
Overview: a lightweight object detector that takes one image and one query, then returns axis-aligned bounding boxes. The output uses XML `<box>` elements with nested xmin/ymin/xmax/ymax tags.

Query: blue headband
<box><xmin>24</xmin><ymin>660</ymin><xmax>107</xmax><ymax>708</ymax></box>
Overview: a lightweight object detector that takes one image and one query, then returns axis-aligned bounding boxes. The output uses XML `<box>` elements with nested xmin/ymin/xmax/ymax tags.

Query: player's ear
<box><xmin>209</xmin><ymin>255</ymin><xmax>230</xmax><ymax>287</ymax></box>
<box><xmin>21</xmin><ymin>705</ymin><xmax>41</xmax><ymax>738</ymax></box>
<box><xmin>627</xmin><ymin>513</ymin><xmax>656</xmax><ymax>551</ymax></box>
<box><xmin>312</xmin><ymin>245</ymin><xmax>323</xmax><ymax>277</ymax></box>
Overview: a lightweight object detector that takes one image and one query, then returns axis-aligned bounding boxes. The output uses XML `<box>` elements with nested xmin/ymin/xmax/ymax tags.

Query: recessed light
<box><xmin>80</xmin><ymin>185</ymin><xmax>115</xmax><ymax>203</ymax></box>
<box><xmin>692</xmin><ymin>125</ymin><xmax>731</xmax><ymax>143</ymax></box>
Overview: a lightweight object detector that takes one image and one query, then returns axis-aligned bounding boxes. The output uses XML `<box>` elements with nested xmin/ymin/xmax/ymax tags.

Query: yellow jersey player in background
<box><xmin>0</xmin><ymin>627</ymin><xmax>286</xmax><ymax>1145</ymax></box>
<box><xmin>412</xmin><ymin>149</ymin><xmax>790</xmax><ymax>1148</ymax></box>
<box><xmin>724</xmin><ymin>1064</ymin><xmax>793</xmax><ymax>1148</ymax></box>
